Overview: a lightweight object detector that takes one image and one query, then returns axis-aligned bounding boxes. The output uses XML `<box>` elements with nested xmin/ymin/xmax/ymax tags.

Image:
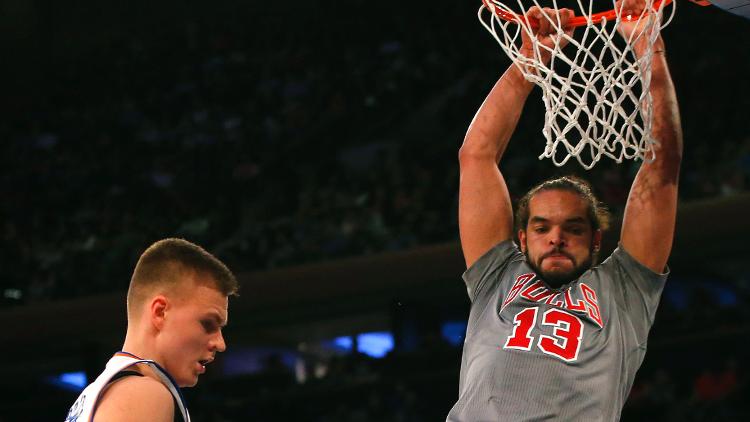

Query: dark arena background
<box><xmin>1</xmin><ymin>0</ymin><xmax>749</xmax><ymax>420</ymax></box>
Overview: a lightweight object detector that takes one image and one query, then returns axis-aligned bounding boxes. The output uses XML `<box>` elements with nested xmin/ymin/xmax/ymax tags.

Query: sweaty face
<box><xmin>519</xmin><ymin>189</ymin><xmax>600</xmax><ymax>288</ymax></box>
<box><xmin>156</xmin><ymin>274</ymin><xmax>228</xmax><ymax>387</ymax></box>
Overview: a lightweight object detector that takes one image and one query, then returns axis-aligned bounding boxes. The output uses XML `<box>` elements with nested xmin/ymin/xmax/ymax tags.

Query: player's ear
<box><xmin>518</xmin><ymin>229</ymin><xmax>528</xmax><ymax>253</ymax></box>
<box><xmin>592</xmin><ymin>229</ymin><xmax>602</xmax><ymax>252</ymax></box>
<box><xmin>150</xmin><ymin>295</ymin><xmax>168</xmax><ymax>331</ymax></box>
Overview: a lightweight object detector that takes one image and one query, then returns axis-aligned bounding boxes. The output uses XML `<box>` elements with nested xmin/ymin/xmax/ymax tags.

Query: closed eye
<box><xmin>565</xmin><ymin>225</ymin><xmax>587</xmax><ymax>235</ymax></box>
<box><xmin>201</xmin><ymin>320</ymin><xmax>219</xmax><ymax>333</ymax></box>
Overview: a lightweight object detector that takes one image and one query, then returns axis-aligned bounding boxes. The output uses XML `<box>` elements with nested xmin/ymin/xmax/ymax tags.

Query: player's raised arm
<box><xmin>458</xmin><ymin>7</ymin><xmax>574</xmax><ymax>268</ymax></box>
<box><xmin>618</xmin><ymin>0</ymin><xmax>683</xmax><ymax>273</ymax></box>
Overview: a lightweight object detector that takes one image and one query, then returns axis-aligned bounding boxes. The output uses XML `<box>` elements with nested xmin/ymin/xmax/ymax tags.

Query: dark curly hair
<box><xmin>515</xmin><ymin>175</ymin><xmax>611</xmax><ymax>234</ymax></box>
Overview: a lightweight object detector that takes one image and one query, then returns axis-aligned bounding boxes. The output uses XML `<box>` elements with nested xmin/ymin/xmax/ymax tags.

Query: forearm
<box><xmin>458</xmin><ymin>64</ymin><xmax>529</xmax><ymax>267</ymax></box>
<box><xmin>459</xmin><ymin>65</ymin><xmax>535</xmax><ymax>163</ymax></box>
<box><xmin>636</xmin><ymin>37</ymin><xmax>683</xmax><ymax>180</ymax></box>
<box><xmin>620</xmin><ymin>37</ymin><xmax>682</xmax><ymax>272</ymax></box>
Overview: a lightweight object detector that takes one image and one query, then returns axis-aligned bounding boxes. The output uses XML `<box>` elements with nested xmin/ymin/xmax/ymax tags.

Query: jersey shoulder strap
<box><xmin>64</xmin><ymin>352</ymin><xmax>191</xmax><ymax>422</ymax></box>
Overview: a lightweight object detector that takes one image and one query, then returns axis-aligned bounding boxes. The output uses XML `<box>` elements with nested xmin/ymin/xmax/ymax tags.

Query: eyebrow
<box><xmin>529</xmin><ymin>216</ymin><xmax>588</xmax><ymax>225</ymax></box>
<box><xmin>204</xmin><ymin>311</ymin><xmax>228</xmax><ymax>327</ymax></box>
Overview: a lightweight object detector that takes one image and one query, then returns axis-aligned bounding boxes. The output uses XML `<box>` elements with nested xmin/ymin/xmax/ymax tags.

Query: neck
<box><xmin>122</xmin><ymin>324</ymin><xmax>160</xmax><ymax>364</ymax></box>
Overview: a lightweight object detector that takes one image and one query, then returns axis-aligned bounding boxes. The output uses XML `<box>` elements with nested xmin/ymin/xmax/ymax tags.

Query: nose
<box><xmin>548</xmin><ymin>227</ymin><xmax>566</xmax><ymax>248</ymax></box>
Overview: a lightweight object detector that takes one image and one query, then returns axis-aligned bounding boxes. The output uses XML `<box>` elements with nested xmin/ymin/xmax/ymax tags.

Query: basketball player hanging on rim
<box><xmin>448</xmin><ymin>0</ymin><xmax>682</xmax><ymax>420</ymax></box>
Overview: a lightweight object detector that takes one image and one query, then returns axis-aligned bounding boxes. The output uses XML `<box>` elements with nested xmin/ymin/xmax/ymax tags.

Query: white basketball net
<box><xmin>480</xmin><ymin>0</ymin><xmax>675</xmax><ymax>169</ymax></box>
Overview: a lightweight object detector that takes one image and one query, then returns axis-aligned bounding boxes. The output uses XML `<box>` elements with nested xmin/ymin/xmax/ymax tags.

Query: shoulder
<box><xmin>463</xmin><ymin>239</ymin><xmax>525</xmax><ymax>301</ymax></box>
<box><xmin>597</xmin><ymin>245</ymin><xmax>669</xmax><ymax>278</ymax></box>
<box><xmin>464</xmin><ymin>239</ymin><xmax>523</xmax><ymax>279</ymax></box>
<box><xmin>592</xmin><ymin>244</ymin><xmax>668</xmax><ymax>301</ymax></box>
<box><xmin>94</xmin><ymin>374</ymin><xmax>174</xmax><ymax>422</ymax></box>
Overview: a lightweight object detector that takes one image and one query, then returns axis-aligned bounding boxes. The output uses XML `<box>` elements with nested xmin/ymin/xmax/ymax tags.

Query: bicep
<box><xmin>458</xmin><ymin>153</ymin><xmax>514</xmax><ymax>268</ymax></box>
<box><xmin>94</xmin><ymin>377</ymin><xmax>174</xmax><ymax>422</ymax></box>
<box><xmin>620</xmin><ymin>165</ymin><xmax>679</xmax><ymax>273</ymax></box>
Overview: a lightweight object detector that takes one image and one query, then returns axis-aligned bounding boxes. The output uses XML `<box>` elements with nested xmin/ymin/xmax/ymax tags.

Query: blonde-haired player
<box><xmin>65</xmin><ymin>238</ymin><xmax>238</xmax><ymax>422</ymax></box>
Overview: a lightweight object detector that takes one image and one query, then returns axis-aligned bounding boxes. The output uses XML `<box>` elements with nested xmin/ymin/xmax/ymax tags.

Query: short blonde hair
<box><xmin>127</xmin><ymin>238</ymin><xmax>238</xmax><ymax>316</ymax></box>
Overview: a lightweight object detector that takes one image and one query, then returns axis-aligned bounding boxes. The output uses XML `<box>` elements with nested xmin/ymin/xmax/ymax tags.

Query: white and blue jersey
<box><xmin>65</xmin><ymin>351</ymin><xmax>190</xmax><ymax>422</ymax></box>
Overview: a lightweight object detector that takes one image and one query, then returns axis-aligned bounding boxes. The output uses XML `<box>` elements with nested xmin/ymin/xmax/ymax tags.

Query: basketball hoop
<box><xmin>480</xmin><ymin>0</ymin><xmax>676</xmax><ymax>169</ymax></box>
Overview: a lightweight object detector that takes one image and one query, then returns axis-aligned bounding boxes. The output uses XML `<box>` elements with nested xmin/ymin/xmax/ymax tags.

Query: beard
<box><xmin>525</xmin><ymin>248</ymin><xmax>595</xmax><ymax>289</ymax></box>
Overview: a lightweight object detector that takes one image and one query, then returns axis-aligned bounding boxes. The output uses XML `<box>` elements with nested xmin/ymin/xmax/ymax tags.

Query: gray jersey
<box><xmin>447</xmin><ymin>240</ymin><xmax>667</xmax><ymax>421</ymax></box>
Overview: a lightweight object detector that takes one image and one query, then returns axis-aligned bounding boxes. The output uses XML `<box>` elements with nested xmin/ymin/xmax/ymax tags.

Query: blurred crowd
<box><xmin>2</xmin><ymin>1</ymin><xmax>749</xmax><ymax>308</ymax></box>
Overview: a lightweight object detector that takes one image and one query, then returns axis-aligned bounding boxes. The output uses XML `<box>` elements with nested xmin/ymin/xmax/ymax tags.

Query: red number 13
<box><xmin>504</xmin><ymin>307</ymin><xmax>583</xmax><ymax>362</ymax></box>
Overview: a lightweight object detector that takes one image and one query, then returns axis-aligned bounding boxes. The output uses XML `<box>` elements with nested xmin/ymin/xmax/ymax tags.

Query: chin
<box><xmin>526</xmin><ymin>251</ymin><xmax>592</xmax><ymax>288</ymax></box>
<box><xmin>175</xmin><ymin>375</ymin><xmax>197</xmax><ymax>388</ymax></box>
<box><xmin>544</xmin><ymin>264</ymin><xmax>592</xmax><ymax>287</ymax></box>
<box><xmin>540</xmin><ymin>272</ymin><xmax>576</xmax><ymax>288</ymax></box>
<box><xmin>540</xmin><ymin>263</ymin><xmax>573</xmax><ymax>278</ymax></box>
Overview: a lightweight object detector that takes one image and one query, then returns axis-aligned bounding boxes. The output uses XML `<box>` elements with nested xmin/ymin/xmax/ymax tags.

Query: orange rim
<box><xmin>483</xmin><ymin>0</ymin><xmax>673</xmax><ymax>28</ymax></box>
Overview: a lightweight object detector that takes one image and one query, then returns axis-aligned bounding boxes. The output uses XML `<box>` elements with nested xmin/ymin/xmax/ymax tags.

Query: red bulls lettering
<box><xmin>502</xmin><ymin>274</ymin><xmax>604</xmax><ymax>328</ymax></box>
<box><xmin>580</xmin><ymin>283</ymin><xmax>603</xmax><ymax>328</ymax></box>
<box><xmin>502</xmin><ymin>273</ymin><xmax>535</xmax><ymax>311</ymax></box>
<box><xmin>564</xmin><ymin>289</ymin><xmax>587</xmax><ymax>312</ymax></box>
<box><xmin>546</xmin><ymin>292</ymin><xmax>565</xmax><ymax>307</ymax></box>
<box><xmin>520</xmin><ymin>281</ymin><xmax>556</xmax><ymax>302</ymax></box>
